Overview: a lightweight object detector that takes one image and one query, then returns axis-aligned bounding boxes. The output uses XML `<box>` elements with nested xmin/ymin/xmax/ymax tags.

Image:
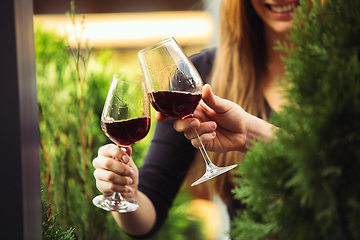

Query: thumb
<box><xmin>119</xmin><ymin>146</ymin><xmax>132</xmax><ymax>157</ymax></box>
<box><xmin>202</xmin><ymin>84</ymin><xmax>230</xmax><ymax>113</ymax></box>
<box><xmin>126</xmin><ymin>146</ymin><xmax>132</xmax><ymax>156</ymax></box>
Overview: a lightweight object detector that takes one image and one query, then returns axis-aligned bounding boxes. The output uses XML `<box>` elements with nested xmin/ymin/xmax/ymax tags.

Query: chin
<box><xmin>272</xmin><ymin>21</ymin><xmax>294</xmax><ymax>34</ymax></box>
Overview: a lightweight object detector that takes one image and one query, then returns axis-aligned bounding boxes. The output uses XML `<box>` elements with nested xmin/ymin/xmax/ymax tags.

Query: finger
<box><xmin>94</xmin><ymin>168</ymin><xmax>133</xmax><ymax>186</ymax></box>
<box><xmin>197</xmin><ymin>121</ymin><xmax>217</xmax><ymax>135</ymax></box>
<box><xmin>95</xmin><ymin>178</ymin><xmax>132</xmax><ymax>196</ymax></box>
<box><xmin>155</xmin><ymin>112</ymin><xmax>173</xmax><ymax>122</ymax></box>
<box><xmin>191</xmin><ymin>132</ymin><xmax>216</xmax><ymax>148</ymax></box>
<box><xmin>121</xmin><ymin>146</ymin><xmax>132</xmax><ymax>157</ymax></box>
<box><xmin>120</xmin><ymin>190</ymin><xmax>134</xmax><ymax>199</ymax></box>
<box><xmin>183</xmin><ymin>121</ymin><xmax>216</xmax><ymax>139</ymax></box>
<box><xmin>202</xmin><ymin>84</ymin><xmax>231</xmax><ymax>113</ymax></box>
<box><xmin>97</xmin><ymin>144</ymin><xmax>125</xmax><ymax>161</ymax></box>
<box><xmin>93</xmin><ymin>156</ymin><xmax>132</xmax><ymax>177</ymax></box>
<box><xmin>173</xmin><ymin>118</ymin><xmax>199</xmax><ymax>132</ymax></box>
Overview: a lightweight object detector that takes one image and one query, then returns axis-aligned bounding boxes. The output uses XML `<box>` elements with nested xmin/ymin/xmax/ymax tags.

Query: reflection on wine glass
<box><xmin>138</xmin><ymin>37</ymin><xmax>237</xmax><ymax>187</ymax></box>
<box><xmin>92</xmin><ymin>73</ymin><xmax>150</xmax><ymax>212</ymax></box>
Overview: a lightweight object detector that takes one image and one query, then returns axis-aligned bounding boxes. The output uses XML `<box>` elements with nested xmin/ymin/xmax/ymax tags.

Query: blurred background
<box><xmin>33</xmin><ymin>0</ymin><xmax>219</xmax><ymax>72</ymax></box>
<box><xmin>34</xmin><ymin>0</ymin><xmax>231</xmax><ymax>240</ymax></box>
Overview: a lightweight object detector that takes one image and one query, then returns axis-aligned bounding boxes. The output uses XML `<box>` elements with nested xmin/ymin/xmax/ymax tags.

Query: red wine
<box><xmin>149</xmin><ymin>91</ymin><xmax>202</xmax><ymax>118</ymax></box>
<box><xmin>102</xmin><ymin>117</ymin><xmax>150</xmax><ymax>146</ymax></box>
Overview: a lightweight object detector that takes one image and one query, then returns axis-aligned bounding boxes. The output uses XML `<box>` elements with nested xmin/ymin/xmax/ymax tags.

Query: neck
<box><xmin>264</xmin><ymin>25</ymin><xmax>292</xmax><ymax>78</ymax></box>
<box><xmin>260</xmin><ymin>25</ymin><xmax>292</xmax><ymax>112</ymax></box>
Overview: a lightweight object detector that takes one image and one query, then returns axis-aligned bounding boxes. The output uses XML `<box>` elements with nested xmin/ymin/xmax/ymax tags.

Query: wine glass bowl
<box><xmin>139</xmin><ymin>38</ymin><xmax>203</xmax><ymax>118</ymax></box>
<box><xmin>93</xmin><ymin>73</ymin><xmax>150</xmax><ymax>212</ymax></box>
<box><xmin>138</xmin><ymin>37</ymin><xmax>237</xmax><ymax>187</ymax></box>
<box><xmin>101</xmin><ymin>73</ymin><xmax>150</xmax><ymax>147</ymax></box>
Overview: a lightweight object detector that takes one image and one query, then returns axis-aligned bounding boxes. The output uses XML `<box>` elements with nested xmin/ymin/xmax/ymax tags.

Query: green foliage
<box><xmin>231</xmin><ymin>0</ymin><xmax>360</xmax><ymax>239</ymax></box>
<box><xmin>42</xmin><ymin>199</ymin><xmax>76</xmax><ymax>240</ymax></box>
<box><xmin>36</xmin><ymin>20</ymin><xmax>118</xmax><ymax>240</ymax></box>
<box><xmin>35</xmin><ymin>2</ymin><xmax>205</xmax><ymax>239</ymax></box>
<box><xmin>147</xmin><ymin>187</ymin><xmax>205</xmax><ymax>240</ymax></box>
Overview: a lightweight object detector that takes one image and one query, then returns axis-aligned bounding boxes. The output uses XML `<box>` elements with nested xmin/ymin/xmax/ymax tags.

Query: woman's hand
<box><xmin>92</xmin><ymin>144</ymin><xmax>138</xmax><ymax>199</ymax></box>
<box><xmin>172</xmin><ymin>84</ymin><xmax>251</xmax><ymax>153</ymax></box>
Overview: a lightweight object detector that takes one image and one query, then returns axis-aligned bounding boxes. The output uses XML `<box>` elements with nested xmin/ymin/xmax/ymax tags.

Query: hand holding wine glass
<box><xmin>92</xmin><ymin>73</ymin><xmax>150</xmax><ymax>212</ymax></box>
<box><xmin>138</xmin><ymin>37</ymin><xmax>237</xmax><ymax>187</ymax></box>
<box><xmin>172</xmin><ymin>83</ymin><xmax>255</xmax><ymax>153</ymax></box>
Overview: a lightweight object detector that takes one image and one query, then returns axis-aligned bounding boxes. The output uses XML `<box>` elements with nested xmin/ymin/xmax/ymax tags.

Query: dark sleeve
<box><xmin>128</xmin><ymin>48</ymin><xmax>216</xmax><ymax>239</ymax></box>
<box><xmin>189</xmin><ymin>48</ymin><xmax>216</xmax><ymax>85</ymax></box>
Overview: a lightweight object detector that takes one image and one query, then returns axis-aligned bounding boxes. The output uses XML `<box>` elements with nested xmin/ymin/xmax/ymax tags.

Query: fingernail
<box><xmin>128</xmin><ymin>187</ymin><xmax>132</xmax><ymax>193</ymax></box>
<box><xmin>122</xmin><ymin>154</ymin><xmax>130</xmax><ymax>164</ymax></box>
<box><xmin>210</xmin><ymin>122</ymin><xmax>216</xmax><ymax>130</ymax></box>
<box><xmin>129</xmin><ymin>177</ymin><xmax>133</xmax><ymax>185</ymax></box>
<box><xmin>190</xmin><ymin>120</ymin><xmax>198</xmax><ymax>128</ymax></box>
<box><xmin>211</xmin><ymin>131</ymin><xmax>216</xmax><ymax>138</ymax></box>
<box><xmin>129</xmin><ymin>169</ymin><xmax>134</xmax><ymax>176</ymax></box>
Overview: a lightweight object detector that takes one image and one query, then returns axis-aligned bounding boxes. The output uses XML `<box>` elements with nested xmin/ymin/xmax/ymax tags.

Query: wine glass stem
<box><xmin>109</xmin><ymin>192</ymin><xmax>125</xmax><ymax>201</ymax></box>
<box><xmin>194</xmin><ymin>129</ymin><xmax>216</xmax><ymax>171</ymax></box>
<box><xmin>110</xmin><ymin>146</ymin><xmax>128</xmax><ymax>202</ymax></box>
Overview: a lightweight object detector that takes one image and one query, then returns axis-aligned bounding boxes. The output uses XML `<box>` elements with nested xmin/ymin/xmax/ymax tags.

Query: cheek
<box><xmin>250</xmin><ymin>0</ymin><xmax>262</xmax><ymax>14</ymax></box>
<box><xmin>250</xmin><ymin>0</ymin><xmax>267</xmax><ymax>23</ymax></box>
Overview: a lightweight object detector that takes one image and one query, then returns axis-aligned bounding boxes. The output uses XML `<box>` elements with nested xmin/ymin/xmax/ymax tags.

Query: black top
<box><xmin>129</xmin><ymin>48</ymin><xmax>270</xmax><ymax>238</ymax></box>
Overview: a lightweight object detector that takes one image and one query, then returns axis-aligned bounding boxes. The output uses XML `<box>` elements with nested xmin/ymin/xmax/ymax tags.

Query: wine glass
<box><xmin>138</xmin><ymin>37</ymin><xmax>237</xmax><ymax>187</ymax></box>
<box><xmin>92</xmin><ymin>73</ymin><xmax>151</xmax><ymax>212</ymax></box>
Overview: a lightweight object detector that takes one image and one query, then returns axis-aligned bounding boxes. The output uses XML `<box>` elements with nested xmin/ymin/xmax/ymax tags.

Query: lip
<box><xmin>264</xmin><ymin>1</ymin><xmax>299</xmax><ymax>20</ymax></box>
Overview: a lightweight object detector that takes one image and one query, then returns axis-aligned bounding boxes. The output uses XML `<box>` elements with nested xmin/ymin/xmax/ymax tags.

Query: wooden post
<box><xmin>0</xmin><ymin>0</ymin><xmax>42</xmax><ymax>239</ymax></box>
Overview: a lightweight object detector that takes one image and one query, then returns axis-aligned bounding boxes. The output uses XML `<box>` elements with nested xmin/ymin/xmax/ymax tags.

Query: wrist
<box><xmin>243</xmin><ymin>112</ymin><xmax>255</xmax><ymax>151</ymax></box>
<box><xmin>243</xmin><ymin>113</ymin><xmax>275</xmax><ymax>150</ymax></box>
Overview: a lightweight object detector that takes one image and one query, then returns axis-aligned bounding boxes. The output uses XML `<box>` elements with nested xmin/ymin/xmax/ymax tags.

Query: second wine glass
<box><xmin>138</xmin><ymin>37</ymin><xmax>237</xmax><ymax>187</ymax></box>
<box><xmin>92</xmin><ymin>73</ymin><xmax>151</xmax><ymax>212</ymax></box>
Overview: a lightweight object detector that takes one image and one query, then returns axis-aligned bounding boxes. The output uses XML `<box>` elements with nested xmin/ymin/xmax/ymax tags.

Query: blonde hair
<box><xmin>196</xmin><ymin>0</ymin><xmax>269</xmax><ymax>203</ymax></box>
<box><xmin>192</xmin><ymin>0</ymin><xmax>328</xmax><ymax>203</ymax></box>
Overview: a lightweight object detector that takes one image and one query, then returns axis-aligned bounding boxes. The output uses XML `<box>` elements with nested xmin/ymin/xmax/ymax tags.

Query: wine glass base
<box><xmin>92</xmin><ymin>195</ymin><xmax>139</xmax><ymax>213</ymax></box>
<box><xmin>191</xmin><ymin>164</ymin><xmax>238</xmax><ymax>187</ymax></box>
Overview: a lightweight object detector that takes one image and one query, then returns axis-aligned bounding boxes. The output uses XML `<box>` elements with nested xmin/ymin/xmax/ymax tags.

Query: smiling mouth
<box><xmin>266</xmin><ymin>1</ymin><xmax>299</xmax><ymax>13</ymax></box>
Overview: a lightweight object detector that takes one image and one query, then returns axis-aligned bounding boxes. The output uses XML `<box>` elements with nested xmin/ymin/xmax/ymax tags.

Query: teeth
<box><xmin>270</xmin><ymin>3</ymin><xmax>297</xmax><ymax>13</ymax></box>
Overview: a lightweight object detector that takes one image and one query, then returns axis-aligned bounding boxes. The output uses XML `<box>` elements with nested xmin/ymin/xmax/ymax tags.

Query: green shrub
<box><xmin>231</xmin><ymin>0</ymin><xmax>360</xmax><ymax>239</ymax></box>
<box><xmin>42</xmin><ymin>199</ymin><xmax>76</xmax><ymax>240</ymax></box>
<box><xmin>35</xmin><ymin>3</ymin><xmax>204</xmax><ymax>239</ymax></box>
<box><xmin>36</xmin><ymin>20</ymin><xmax>120</xmax><ymax>239</ymax></box>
